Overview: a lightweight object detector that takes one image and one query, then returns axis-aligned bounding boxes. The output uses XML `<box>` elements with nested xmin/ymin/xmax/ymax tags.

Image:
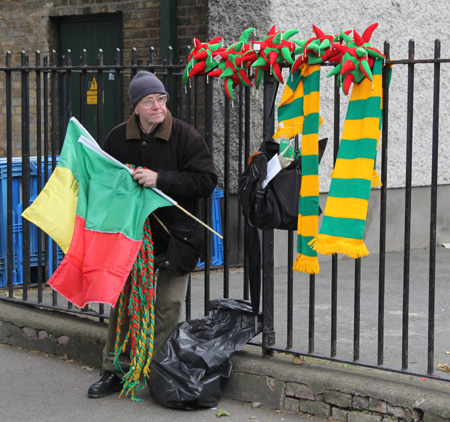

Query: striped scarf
<box><xmin>273</xmin><ymin>67</ymin><xmax>306</xmax><ymax>139</ymax></box>
<box><xmin>290</xmin><ymin>64</ymin><xmax>322</xmax><ymax>274</ymax></box>
<box><xmin>309</xmin><ymin>58</ymin><xmax>384</xmax><ymax>259</ymax></box>
<box><xmin>113</xmin><ymin>215</ymin><xmax>155</xmax><ymax>401</ymax></box>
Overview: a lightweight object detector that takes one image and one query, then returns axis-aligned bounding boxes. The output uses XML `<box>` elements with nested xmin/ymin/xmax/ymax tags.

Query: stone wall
<box><xmin>225</xmin><ymin>349</ymin><xmax>450</xmax><ymax>422</ymax></box>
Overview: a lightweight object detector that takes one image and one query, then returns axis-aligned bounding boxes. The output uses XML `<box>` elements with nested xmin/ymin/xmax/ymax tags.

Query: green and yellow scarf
<box><xmin>273</xmin><ymin>63</ymin><xmax>322</xmax><ymax>274</ymax></box>
<box><xmin>274</xmin><ymin>58</ymin><xmax>385</xmax><ymax>274</ymax></box>
<box><xmin>310</xmin><ymin>58</ymin><xmax>383</xmax><ymax>258</ymax></box>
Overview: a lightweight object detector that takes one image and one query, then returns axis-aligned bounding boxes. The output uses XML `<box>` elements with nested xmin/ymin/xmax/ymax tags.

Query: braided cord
<box><xmin>113</xmin><ymin>165</ymin><xmax>156</xmax><ymax>401</ymax></box>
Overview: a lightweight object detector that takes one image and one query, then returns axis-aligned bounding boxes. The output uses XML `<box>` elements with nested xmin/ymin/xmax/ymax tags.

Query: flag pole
<box><xmin>175</xmin><ymin>204</ymin><xmax>223</xmax><ymax>240</ymax></box>
<box><xmin>150</xmin><ymin>186</ymin><xmax>223</xmax><ymax>240</ymax></box>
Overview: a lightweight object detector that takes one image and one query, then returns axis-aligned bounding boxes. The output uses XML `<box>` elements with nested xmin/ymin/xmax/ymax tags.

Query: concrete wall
<box><xmin>273</xmin><ymin>185</ymin><xmax>450</xmax><ymax>267</ymax></box>
<box><xmin>207</xmin><ymin>0</ymin><xmax>450</xmax><ymax>191</ymax></box>
<box><xmin>207</xmin><ymin>0</ymin><xmax>450</xmax><ymax>262</ymax></box>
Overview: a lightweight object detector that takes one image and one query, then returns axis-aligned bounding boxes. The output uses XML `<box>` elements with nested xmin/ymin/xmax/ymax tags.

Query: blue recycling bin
<box><xmin>197</xmin><ymin>187</ymin><xmax>224</xmax><ymax>268</ymax></box>
<box><xmin>0</xmin><ymin>156</ymin><xmax>62</xmax><ymax>287</ymax></box>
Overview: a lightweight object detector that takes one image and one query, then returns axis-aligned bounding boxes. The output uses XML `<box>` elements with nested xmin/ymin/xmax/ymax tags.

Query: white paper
<box><xmin>261</xmin><ymin>154</ymin><xmax>282</xmax><ymax>189</ymax></box>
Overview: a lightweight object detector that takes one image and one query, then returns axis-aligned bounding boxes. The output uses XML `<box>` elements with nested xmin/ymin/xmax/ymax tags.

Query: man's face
<box><xmin>134</xmin><ymin>93</ymin><xmax>168</xmax><ymax>127</ymax></box>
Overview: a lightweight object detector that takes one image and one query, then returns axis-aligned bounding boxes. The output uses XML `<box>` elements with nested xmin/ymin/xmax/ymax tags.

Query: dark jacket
<box><xmin>104</xmin><ymin>111</ymin><xmax>217</xmax><ymax>273</ymax></box>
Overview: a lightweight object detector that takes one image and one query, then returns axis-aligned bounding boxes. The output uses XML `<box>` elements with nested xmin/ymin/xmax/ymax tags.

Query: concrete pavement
<box><xmin>1</xmin><ymin>247</ymin><xmax>450</xmax><ymax>421</ymax></box>
<box><xmin>0</xmin><ymin>343</ymin><xmax>323</xmax><ymax>422</ymax></box>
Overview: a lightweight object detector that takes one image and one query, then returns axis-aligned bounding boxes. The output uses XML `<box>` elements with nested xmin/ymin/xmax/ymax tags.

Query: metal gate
<box><xmin>0</xmin><ymin>41</ymin><xmax>449</xmax><ymax>382</ymax></box>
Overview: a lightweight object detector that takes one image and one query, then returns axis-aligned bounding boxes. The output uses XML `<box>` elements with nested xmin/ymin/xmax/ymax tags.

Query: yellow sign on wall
<box><xmin>87</xmin><ymin>77</ymin><xmax>104</xmax><ymax>105</ymax></box>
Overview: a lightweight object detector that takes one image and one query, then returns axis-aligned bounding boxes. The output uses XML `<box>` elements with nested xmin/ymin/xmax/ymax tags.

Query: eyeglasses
<box><xmin>140</xmin><ymin>94</ymin><xmax>168</xmax><ymax>109</ymax></box>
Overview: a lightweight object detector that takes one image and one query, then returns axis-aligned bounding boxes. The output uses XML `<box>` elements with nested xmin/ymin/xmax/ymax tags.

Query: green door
<box><xmin>57</xmin><ymin>13</ymin><xmax>123</xmax><ymax>145</ymax></box>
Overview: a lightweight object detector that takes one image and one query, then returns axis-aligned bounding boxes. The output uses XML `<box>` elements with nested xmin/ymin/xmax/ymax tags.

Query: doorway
<box><xmin>55</xmin><ymin>13</ymin><xmax>123</xmax><ymax>144</ymax></box>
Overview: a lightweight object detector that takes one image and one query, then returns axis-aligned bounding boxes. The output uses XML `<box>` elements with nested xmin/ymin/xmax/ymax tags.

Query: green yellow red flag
<box><xmin>22</xmin><ymin>118</ymin><xmax>173</xmax><ymax>307</ymax></box>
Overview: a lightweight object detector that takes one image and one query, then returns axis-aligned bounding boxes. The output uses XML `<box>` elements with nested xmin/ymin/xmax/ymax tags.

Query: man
<box><xmin>87</xmin><ymin>71</ymin><xmax>217</xmax><ymax>398</ymax></box>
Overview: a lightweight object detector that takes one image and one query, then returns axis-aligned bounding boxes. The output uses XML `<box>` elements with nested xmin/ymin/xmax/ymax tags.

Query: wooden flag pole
<box><xmin>175</xmin><ymin>204</ymin><xmax>223</xmax><ymax>240</ymax></box>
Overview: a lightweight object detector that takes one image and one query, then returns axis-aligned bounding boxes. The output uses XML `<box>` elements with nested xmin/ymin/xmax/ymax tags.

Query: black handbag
<box><xmin>238</xmin><ymin>138</ymin><xmax>327</xmax><ymax>231</ymax></box>
<box><xmin>238</xmin><ymin>137</ymin><xmax>327</xmax><ymax>315</ymax></box>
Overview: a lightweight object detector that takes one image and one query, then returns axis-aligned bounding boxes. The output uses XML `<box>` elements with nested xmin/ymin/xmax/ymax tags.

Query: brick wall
<box><xmin>0</xmin><ymin>0</ymin><xmax>207</xmax><ymax>65</ymax></box>
<box><xmin>0</xmin><ymin>0</ymin><xmax>208</xmax><ymax>156</ymax></box>
<box><xmin>177</xmin><ymin>0</ymin><xmax>208</xmax><ymax>60</ymax></box>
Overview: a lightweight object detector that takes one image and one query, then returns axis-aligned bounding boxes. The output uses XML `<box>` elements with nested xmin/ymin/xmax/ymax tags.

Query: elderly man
<box><xmin>88</xmin><ymin>71</ymin><xmax>217</xmax><ymax>398</ymax></box>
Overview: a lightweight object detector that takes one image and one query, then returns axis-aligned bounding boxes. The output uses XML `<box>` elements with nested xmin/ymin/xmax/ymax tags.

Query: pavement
<box><xmin>1</xmin><ymin>247</ymin><xmax>450</xmax><ymax>421</ymax></box>
<box><xmin>0</xmin><ymin>343</ymin><xmax>322</xmax><ymax>422</ymax></box>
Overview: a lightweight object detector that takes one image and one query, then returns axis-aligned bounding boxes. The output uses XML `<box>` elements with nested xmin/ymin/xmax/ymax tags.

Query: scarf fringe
<box><xmin>293</xmin><ymin>254</ymin><xmax>320</xmax><ymax>274</ymax></box>
<box><xmin>309</xmin><ymin>235</ymin><xmax>370</xmax><ymax>259</ymax></box>
<box><xmin>372</xmin><ymin>170</ymin><xmax>382</xmax><ymax>187</ymax></box>
<box><xmin>273</xmin><ymin>124</ymin><xmax>302</xmax><ymax>140</ymax></box>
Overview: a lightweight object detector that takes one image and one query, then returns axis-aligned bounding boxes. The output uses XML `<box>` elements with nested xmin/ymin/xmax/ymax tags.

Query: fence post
<box><xmin>80</xmin><ymin>49</ymin><xmax>88</xmax><ymax>126</ymax></box>
<box><xmin>35</xmin><ymin>50</ymin><xmax>44</xmax><ymax>298</ymax></box>
<box><xmin>50</xmin><ymin>50</ymin><xmax>58</xmax><ymax>305</ymax></box>
<box><xmin>113</xmin><ymin>48</ymin><xmax>122</xmax><ymax>127</ymax></box>
<box><xmin>202</xmin><ymin>77</ymin><xmax>214</xmax><ymax>315</ymax></box>
<box><xmin>427</xmin><ymin>38</ymin><xmax>441</xmax><ymax>375</ymax></box>
<box><xmin>20</xmin><ymin>51</ymin><xmax>31</xmax><ymax>298</ymax></box>
<box><xmin>378</xmin><ymin>41</ymin><xmax>391</xmax><ymax>366</ymax></box>
<box><xmin>97</xmin><ymin>49</ymin><xmax>104</xmax><ymax>145</ymax></box>
<box><xmin>6</xmin><ymin>51</ymin><xmax>13</xmax><ymax>297</ymax></box>
<box><xmin>261</xmin><ymin>71</ymin><xmax>278</xmax><ymax>355</ymax></box>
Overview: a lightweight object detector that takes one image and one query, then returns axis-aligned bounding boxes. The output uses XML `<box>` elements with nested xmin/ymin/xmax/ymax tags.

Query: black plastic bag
<box><xmin>147</xmin><ymin>298</ymin><xmax>262</xmax><ymax>410</ymax></box>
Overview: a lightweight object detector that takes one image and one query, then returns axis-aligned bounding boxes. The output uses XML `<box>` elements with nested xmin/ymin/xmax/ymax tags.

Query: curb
<box><xmin>226</xmin><ymin>348</ymin><xmax>450</xmax><ymax>422</ymax></box>
<box><xmin>1</xmin><ymin>301</ymin><xmax>449</xmax><ymax>421</ymax></box>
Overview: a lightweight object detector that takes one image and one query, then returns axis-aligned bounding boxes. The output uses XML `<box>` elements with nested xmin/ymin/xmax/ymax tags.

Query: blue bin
<box><xmin>0</xmin><ymin>156</ymin><xmax>61</xmax><ymax>287</ymax></box>
<box><xmin>0</xmin><ymin>158</ymin><xmax>28</xmax><ymax>286</ymax></box>
<box><xmin>13</xmin><ymin>199</ymin><xmax>64</xmax><ymax>285</ymax></box>
<box><xmin>198</xmin><ymin>187</ymin><xmax>224</xmax><ymax>267</ymax></box>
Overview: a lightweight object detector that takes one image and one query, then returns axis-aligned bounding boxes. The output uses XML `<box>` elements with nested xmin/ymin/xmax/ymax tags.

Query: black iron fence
<box><xmin>0</xmin><ymin>41</ymin><xmax>449</xmax><ymax>382</ymax></box>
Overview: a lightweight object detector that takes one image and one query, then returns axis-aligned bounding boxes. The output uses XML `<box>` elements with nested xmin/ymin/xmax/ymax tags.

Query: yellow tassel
<box><xmin>273</xmin><ymin>125</ymin><xmax>302</xmax><ymax>140</ymax></box>
<box><xmin>293</xmin><ymin>254</ymin><xmax>320</xmax><ymax>274</ymax></box>
<box><xmin>371</xmin><ymin>169</ymin><xmax>382</xmax><ymax>187</ymax></box>
<box><xmin>309</xmin><ymin>235</ymin><xmax>369</xmax><ymax>259</ymax></box>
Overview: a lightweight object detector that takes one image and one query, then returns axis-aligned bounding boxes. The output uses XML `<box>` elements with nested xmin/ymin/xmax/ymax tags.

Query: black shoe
<box><xmin>88</xmin><ymin>370</ymin><xmax>122</xmax><ymax>398</ymax></box>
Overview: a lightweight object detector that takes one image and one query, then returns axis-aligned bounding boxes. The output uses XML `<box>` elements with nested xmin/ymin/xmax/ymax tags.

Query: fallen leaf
<box><xmin>437</xmin><ymin>363</ymin><xmax>450</xmax><ymax>372</ymax></box>
<box><xmin>445</xmin><ymin>351</ymin><xmax>450</xmax><ymax>355</ymax></box>
<box><xmin>292</xmin><ymin>355</ymin><xmax>305</xmax><ymax>365</ymax></box>
<box><xmin>216</xmin><ymin>409</ymin><xmax>230</xmax><ymax>417</ymax></box>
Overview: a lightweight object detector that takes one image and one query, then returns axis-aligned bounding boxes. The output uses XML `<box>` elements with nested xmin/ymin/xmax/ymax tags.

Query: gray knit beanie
<box><xmin>129</xmin><ymin>71</ymin><xmax>168</xmax><ymax>107</ymax></box>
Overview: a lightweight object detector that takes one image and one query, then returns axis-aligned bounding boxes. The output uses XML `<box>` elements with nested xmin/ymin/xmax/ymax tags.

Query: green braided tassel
<box><xmin>113</xmin><ymin>165</ymin><xmax>156</xmax><ymax>401</ymax></box>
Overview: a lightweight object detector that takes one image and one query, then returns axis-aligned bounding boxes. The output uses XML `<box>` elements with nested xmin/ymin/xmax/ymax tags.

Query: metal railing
<box><xmin>0</xmin><ymin>41</ymin><xmax>448</xmax><ymax>382</ymax></box>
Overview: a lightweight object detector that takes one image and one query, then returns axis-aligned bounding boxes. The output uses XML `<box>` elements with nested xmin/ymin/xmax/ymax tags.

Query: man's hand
<box><xmin>132</xmin><ymin>168</ymin><xmax>158</xmax><ymax>188</ymax></box>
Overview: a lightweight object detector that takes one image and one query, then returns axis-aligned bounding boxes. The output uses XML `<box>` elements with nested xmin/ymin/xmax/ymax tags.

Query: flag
<box><xmin>22</xmin><ymin>118</ymin><xmax>173</xmax><ymax>307</ymax></box>
<box><xmin>22</xmin><ymin>117</ymin><xmax>95</xmax><ymax>253</ymax></box>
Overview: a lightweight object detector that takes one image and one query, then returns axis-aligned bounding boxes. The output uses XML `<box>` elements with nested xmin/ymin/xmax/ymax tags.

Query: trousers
<box><xmin>102</xmin><ymin>262</ymin><xmax>190</xmax><ymax>373</ymax></box>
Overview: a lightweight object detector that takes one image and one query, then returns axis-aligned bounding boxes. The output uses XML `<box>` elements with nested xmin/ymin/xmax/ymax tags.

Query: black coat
<box><xmin>104</xmin><ymin>111</ymin><xmax>217</xmax><ymax>273</ymax></box>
